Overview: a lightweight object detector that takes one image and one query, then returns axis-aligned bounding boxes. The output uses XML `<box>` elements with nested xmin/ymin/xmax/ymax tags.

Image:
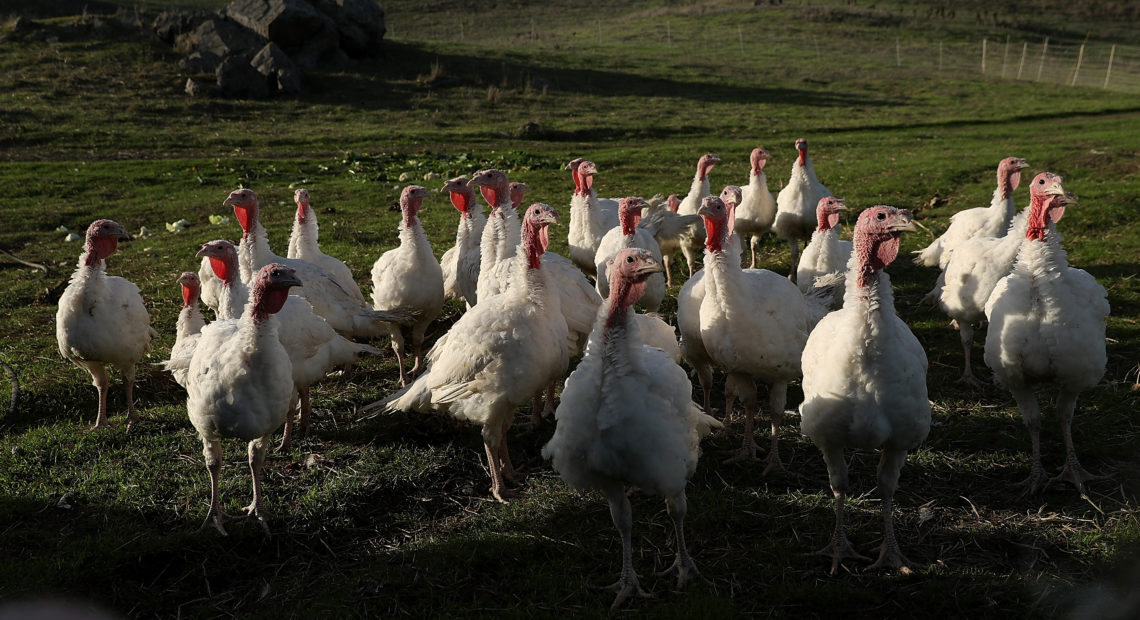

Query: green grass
<box><xmin>2</xmin><ymin>0</ymin><xmax>1140</xmax><ymax>616</ymax></box>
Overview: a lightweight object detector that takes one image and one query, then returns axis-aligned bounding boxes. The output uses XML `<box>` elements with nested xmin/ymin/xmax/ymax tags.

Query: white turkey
<box><xmin>938</xmin><ymin>208</ymin><xmax>1031</xmax><ymax>384</ymax></box>
<box><xmin>209</xmin><ymin>188</ymin><xmax>411</xmax><ymax>339</ymax></box>
<box><xmin>734</xmin><ymin>147</ymin><xmax>778</xmax><ymax>269</ymax></box>
<box><xmin>683</xmin><ymin>196</ymin><xmax>832</xmax><ymax>470</ymax></box>
<box><xmin>286</xmin><ymin>187</ymin><xmax>366</xmax><ymax>304</ymax></box>
<box><xmin>186</xmin><ymin>263</ymin><xmax>301</xmax><ymax>534</ymax></box>
<box><xmin>375</xmin><ymin>203</ymin><xmax>570</xmax><ymax>503</ymax></box>
<box><xmin>773</xmin><ymin>138</ymin><xmax>832</xmax><ymax>279</ymax></box>
<box><xmin>438</xmin><ymin>176</ymin><xmax>485</xmax><ymax>308</ymax></box>
<box><xmin>594</xmin><ymin>197</ymin><xmax>666</xmax><ymax>312</ymax></box>
<box><xmin>509</xmin><ymin>180</ymin><xmax>531</xmax><ymax>209</ymax></box>
<box><xmin>164</xmin><ymin>272</ymin><xmax>206</xmax><ymax>390</ymax></box>
<box><xmin>800</xmin><ymin>204</ymin><xmax>929</xmax><ymax>575</ymax></box>
<box><xmin>639</xmin><ymin>194</ymin><xmax>700</xmax><ymax>287</ymax></box>
<box><xmin>543</xmin><ymin>248</ymin><xmax>720</xmax><ymax>609</ymax></box>
<box><xmin>675</xmin><ymin>153</ymin><xmax>721</xmax><ymax>278</ymax></box>
<box><xmin>566</xmin><ymin>159</ymin><xmax>620</xmax><ymax>275</ymax></box>
<box><xmin>983</xmin><ymin>173</ymin><xmax>1107</xmax><ymax>496</ymax></box>
<box><xmin>198</xmin><ymin>239</ymin><xmax>380</xmax><ymax>451</ymax></box>
<box><xmin>915</xmin><ymin>157</ymin><xmax>1029</xmax><ymax>302</ymax></box>
<box><xmin>56</xmin><ymin>219</ymin><xmax>157</xmax><ymax>428</ymax></box>
<box><xmin>796</xmin><ymin>196</ymin><xmax>853</xmax><ymax>309</ymax></box>
<box><xmin>472</xmin><ymin>169</ymin><xmax>523</xmax><ymax>302</ymax></box>
<box><xmin>371</xmin><ymin>185</ymin><xmax>446</xmax><ymax>386</ymax></box>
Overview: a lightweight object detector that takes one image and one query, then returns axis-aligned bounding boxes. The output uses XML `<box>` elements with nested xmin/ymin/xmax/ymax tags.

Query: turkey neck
<box><xmin>239</xmin><ymin>221</ymin><xmax>271</xmax><ymax>286</ymax></box>
<box><xmin>603</xmin><ymin>276</ymin><xmax>647</xmax><ymax>337</ymax></box>
<box><xmin>288</xmin><ymin>201</ymin><xmax>319</xmax><ymax>258</ymax></box>
<box><xmin>848</xmin><ymin>235</ymin><xmax>899</xmax><ymax>311</ymax></box>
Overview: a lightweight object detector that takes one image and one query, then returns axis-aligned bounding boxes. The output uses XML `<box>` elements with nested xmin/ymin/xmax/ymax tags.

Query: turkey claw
<box><xmin>199</xmin><ymin>509</ymin><xmax>232</xmax><ymax>536</ymax></box>
<box><xmin>604</xmin><ymin>574</ymin><xmax>652</xmax><ymax>610</ymax></box>
<box><xmin>655</xmin><ymin>555</ymin><xmax>703</xmax><ymax>589</ymax></box>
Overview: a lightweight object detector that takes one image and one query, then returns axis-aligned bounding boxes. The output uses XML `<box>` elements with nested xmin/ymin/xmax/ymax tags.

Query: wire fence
<box><xmin>389</xmin><ymin>12</ymin><xmax>1140</xmax><ymax>95</ymax></box>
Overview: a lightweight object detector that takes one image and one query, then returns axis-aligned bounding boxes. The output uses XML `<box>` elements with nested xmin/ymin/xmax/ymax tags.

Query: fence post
<box><xmin>1016</xmin><ymin>42</ymin><xmax>1027</xmax><ymax>79</ymax></box>
<box><xmin>1071</xmin><ymin>42</ymin><xmax>1086</xmax><ymax>86</ymax></box>
<box><xmin>939</xmin><ymin>41</ymin><xmax>943</xmax><ymax>70</ymax></box>
<box><xmin>982</xmin><ymin>38</ymin><xmax>987</xmax><ymax>73</ymax></box>
<box><xmin>1002</xmin><ymin>35</ymin><xmax>1010</xmax><ymax>77</ymax></box>
<box><xmin>1104</xmin><ymin>44</ymin><xmax>1116</xmax><ymax>88</ymax></box>
<box><xmin>1036</xmin><ymin>37</ymin><xmax>1048</xmax><ymax>81</ymax></box>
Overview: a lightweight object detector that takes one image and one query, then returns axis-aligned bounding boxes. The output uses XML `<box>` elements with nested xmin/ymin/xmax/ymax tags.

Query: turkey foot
<box><xmin>1051</xmin><ymin>459</ymin><xmax>1105</xmax><ymax>496</ymax></box>
<box><xmin>762</xmin><ymin>442</ymin><xmax>784</xmax><ymax>475</ymax></box>
<box><xmin>867</xmin><ymin>541</ymin><xmax>915</xmax><ymax>574</ymax></box>
<box><xmin>242</xmin><ymin>503</ymin><xmax>271</xmax><ymax>534</ymax></box>
<box><xmin>603</xmin><ymin>573</ymin><xmax>651</xmax><ymax>610</ymax></box>
<box><xmin>1021</xmin><ymin>462</ymin><xmax>1050</xmax><ymax>495</ymax></box>
<box><xmin>199</xmin><ymin>507</ymin><xmax>232</xmax><ymax>536</ymax></box>
<box><xmin>655</xmin><ymin>554</ymin><xmax>702</xmax><ymax>589</ymax></box>
<box><xmin>816</xmin><ymin>533</ymin><xmax>869</xmax><ymax>575</ymax></box>
<box><xmin>723</xmin><ymin>435</ymin><xmax>762</xmax><ymax>464</ymax></box>
<box><xmin>956</xmin><ymin>370</ymin><xmax>987</xmax><ymax>387</ymax></box>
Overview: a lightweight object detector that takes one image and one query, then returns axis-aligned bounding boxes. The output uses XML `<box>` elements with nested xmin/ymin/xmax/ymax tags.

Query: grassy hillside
<box><xmin>1</xmin><ymin>1</ymin><xmax>1138</xmax><ymax>616</ymax></box>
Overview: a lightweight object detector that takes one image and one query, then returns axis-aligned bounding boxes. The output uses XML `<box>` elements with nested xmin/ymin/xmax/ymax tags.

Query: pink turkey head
<box><xmin>293</xmin><ymin>188</ymin><xmax>311</xmax><ymax>223</ymax></box>
<box><xmin>618</xmin><ymin>197</ymin><xmax>645</xmax><ymax>236</ymax></box>
<box><xmin>400</xmin><ymin>185</ymin><xmax>430</xmax><ymax>226</ymax></box>
<box><xmin>223</xmin><ymin>188</ymin><xmax>259</xmax><ymax>239</ymax></box>
<box><xmin>1026</xmin><ymin>172</ymin><xmax>1076</xmax><ymax>241</ymax></box>
<box><xmin>605</xmin><ymin>247</ymin><xmax>663</xmax><ymax>331</ymax></box>
<box><xmin>794</xmin><ymin>138</ymin><xmax>808</xmax><ymax>166</ymax></box>
<box><xmin>566</xmin><ymin>157</ymin><xmax>586</xmax><ymax>196</ymax></box>
<box><xmin>577</xmin><ymin>160</ymin><xmax>598</xmax><ymax>195</ymax></box>
<box><xmin>178</xmin><ymin>271</ymin><xmax>201</xmax><ymax>307</ymax></box>
<box><xmin>697</xmin><ymin>153</ymin><xmax>720</xmax><ymax>180</ymax></box>
<box><xmin>509</xmin><ymin>181</ymin><xmax>531</xmax><ymax>209</ymax></box>
<box><xmin>522</xmin><ymin>202</ymin><xmax>558</xmax><ymax>269</ymax></box>
<box><xmin>196</xmin><ymin>239</ymin><xmax>239</xmax><ymax>284</ymax></box>
<box><xmin>997</xmin><ymin>157</ymin><xmax>1029</xmax><ymax>198</ymax></box>
<box><xmin>666</xmin><ymin>194</ymin><xmax>681</xmax><ymax>213</ymax></box>
<box><xmin>442</xmin><ymin>176</ymin><xmax>474</xmax><ymax>215</ymax></box>
<box><xmin>720</xmin><ymin>185</ymin><xmax>742</xmax><ymax>238</ymax></box>
<box><xmin>750</xmin><ymin>147</ymin><xmax>770</xmax><ymax>175</ymax></box>
<box><xmin>251</xmin><ymin>263</ymin><xmax>302</xmax><ymax>322</ymax></box>
<box><xmin>853</xmin><ymin>205</ymin><xmax>915</xmax><ymax>289</ymax></box>
<box><xmin>697</xmin><ymin>196</ymin><xmax>729</xmax><ymax>252</ymax></box>
<box><xmin>470</xmin><ymin>169</ymin><xmax>510</xmax><ymax>211</ymax></box>
<box><xmin>816</xmin><ymin>196</ymin><xmax>847</xmax><ymax>232</ymax></box>
<box><xmin>83</xmin><ymin>219</ymin><xmax>127</xmax><ymax>266</ymax></box>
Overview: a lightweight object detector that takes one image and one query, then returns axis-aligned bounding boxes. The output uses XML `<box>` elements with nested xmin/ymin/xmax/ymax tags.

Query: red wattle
<box><xmin>234</xmin><ymin>205</ymin><xmax>254</xmax><ymax>234</ymax></box>
<box><xmin>480</xmin><ymin>186</ymin><xmax>499</xmax><ymax>208</ymax></box>
<box><xmin>449</xmin><ymin>191</ymin><xmax>468</xmax><ymax>214</ymax></box>
<box><xmin>181</xmin><ymin>284</ymin><xmax>196</xmax><ymax>307</ymax></box>
<box><xmin>257</xmin><ymin>288</ymin><xmax>290</xmax><ymax>316</ymax></box>
<box><xmin>209</xmin><ymin>256</ymin><xmax>232</xmax><ymax>283</ymax></box>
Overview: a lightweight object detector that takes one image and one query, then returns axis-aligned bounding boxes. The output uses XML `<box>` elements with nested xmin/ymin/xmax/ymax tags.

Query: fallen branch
<box><xmin>0</xmin><ymin>248</ymin><xmax>48</xmax><ymax>274</ymax></box>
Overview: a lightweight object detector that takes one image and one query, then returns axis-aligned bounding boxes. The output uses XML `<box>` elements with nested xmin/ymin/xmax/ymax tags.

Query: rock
<box><xmin>13</xmin><ymin>17</ymin><xmax>39</xmax><ymax>32</ymax></box>
<box><xmin>152</xmin><ymin>10</ymin><xmax>210</xmax><ymax>45</ymax></box>
<box><xmin>175</xmin><ymin>18</ymin><xmax>267</xmax><ymax>73</ymax></box>
<box><xmin>185</xmin><ymin>77</ymin><xmax>204</xmax><ymax>96</ymax></box>
<box><xmin>225</xmin><ymin>0</ymin><xmax>334</xmax><ymax>48</ymax></box>
<box><xmin>312</xmin><ymin>0</ymin><xmax>386</xmax><ymax>57</ymax></box>
<box><xmin>250</xmin><ymin>42</ymin><xmax>302</xmax><ymax>93</ymax></box>
<box><xmin>216</xmin><ymin>52</ymin><xmax>272</xmax><ymax>98</ymax></box>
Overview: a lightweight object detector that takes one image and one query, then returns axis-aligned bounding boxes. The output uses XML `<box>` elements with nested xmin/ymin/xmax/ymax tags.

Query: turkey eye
<box><xmin>877</xmin><ymin>212</ymin><xmax>886</xmax><ymax>220</ymax></box>
<box><xmin>626</xmin><ymin>256</ymin><xmax>635</xmax><ymax>263</ymax></box>
<box><xmin>1038</xmin><ymin>179</ymin><xmax>1044</xmax><ymax>184</ymax></box>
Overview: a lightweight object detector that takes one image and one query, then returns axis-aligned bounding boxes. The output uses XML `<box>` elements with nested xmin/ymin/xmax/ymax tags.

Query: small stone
<box><xmin>185</xmin><ymin>77</ymin><xmax>203</xmax><ymax>96</ymax></box>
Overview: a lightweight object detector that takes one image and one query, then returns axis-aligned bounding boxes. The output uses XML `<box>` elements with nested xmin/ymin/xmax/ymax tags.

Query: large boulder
<box><xmin>175</xmin><ymin>18</ymin><xmax>267</xmax><ymax>72</ymax></box>
<box><xmin>225</xmin><ymin>0</ymin><xmax>343</xmax><ymax>68</ymax></box>
<box><xmin>152</xmin><ymin>10</ymin><xmax>211</xmax><ymax>45</ymax></box>
<box><xmin>250</xmin><ymin>42</ymin><xmax>302</xmax><ymax>93</ymax></box>
<box><xmin>312</xmin><ymin>0</ymin><xmax>386</xmax><ymax>57</ymax></box>
<box><xmin>216</xmin><ymin>52</ymin><xmax>272</xmax><ymax>98</ymax></box>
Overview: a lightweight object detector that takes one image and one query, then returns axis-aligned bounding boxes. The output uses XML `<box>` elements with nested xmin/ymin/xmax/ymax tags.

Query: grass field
<box><xmin>1</xmin><ymin>0</ymin><xmax>1139</xmax><ymax>616</ymax></box>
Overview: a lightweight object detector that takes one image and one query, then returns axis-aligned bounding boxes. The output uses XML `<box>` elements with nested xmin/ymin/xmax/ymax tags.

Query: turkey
<box><xmin>56</xmin><ymin>219</ymin><xmax>157</xmax><ymax>428</ymax></box>
<box><xmin>773</xmin><ymin>138</ymin><xmax>832</xmax><ymax>279</ymax></box>
<box><xmin>915</xmin><ymin>157</ymin><xmax>1029</xmax><ymax>302</ymax></box>
<box><xmin>566</xmin><ymin>159</ymin><xmax>620</xmax><ymax>275</ymax></box>
<box><xmin>639</xmin><ymin>194</ymin><xmax>700</xmax><ymax>287</ymax></box>
<box><xmin>509</xmin><ymin>180</ymin><xmax>531</xmax><ymax>209</ymax></box>
<box><xmin>719</xmin><ymin>185</ymin><xmax>745</xmax><ymax>258</ymax></box>
<box><xmin>675</xmin><ymin>153</ymin><xmax>721</xmax><ymax>278</ymax></box>
<box><xmin>543</xmin><ymin>248</ymin><xmax>720</xmax><ymax>609</ymax></box>
<box><xmin>286</xmin><ymin>188</ymin><xmax>365</xmax><ymax>304</ymax></box>
<box><xmin>983</xmin><ymin>173</ymin><xmax>1107</xmax><ymax>496</ymax></box>
<box><xmin>938</xmin><ymin>208</ymin><xmax>1032</xmax><ymax>384</ymax></box>
<box><xmin>211</xmin><ymin>188</ymin><xmax>411</xmax><ymax>339</ymax></box>
<box><xmin>371</xmin><ymin>185</ymin><xmax>446</xmax><ymax>386</ymax></box>
<box><xmin>796</xmin><ymin>196</ymin><xmax>852</xmax><ymax>309</ymax></box>
<box><xmin>683</xmin><ymin>196</ymin><xmax>833</xmax><ymax>470</ymax></box>
<box><xmin>800</xmin><ymin>204</ymin><xmax>930</xmax><ymax>575</ymax></box>
<box><xmin>374</xmin><ymin>203</ymin><xmax>569</xmax><ymax>503</ymax></box>
<box><xmin>472</xmin><ymin>169</ymin><xmax>523</xmax><ymax>302</ymax></box>
<box><xmin>164</xmin><ymin>272</ymin><xmax>206</xmax><ymax>390</ymax></box>
<box><xmin>438</xmin><ymin>176</ymin><xmax>485</xmax><ymax>308</ymax></box>
<box><xmin>594</xmin><ymin>197</ymin><xmax>666</xmax><ymax>312</ymax></box>
<box><xmin>734</xmin><ymin>147</ymin><xmax>778</xmax><ymax>269</ymax></box>
<box><xmin>186</xmin><ymin>263</ymin><xmax>301</xmax><ymax>534</ymax></box>
<box><xmin>198</xmin><ymin>239</ymin><xmax>380</xmax><ymax>451</ymax></box>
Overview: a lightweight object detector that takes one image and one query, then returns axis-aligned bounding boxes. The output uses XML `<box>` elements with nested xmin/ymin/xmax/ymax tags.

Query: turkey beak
<box><xmin>1043</xmin><ymin>176</ymin><xmax>1067</xmax><ymax>197</ymax></box>
<box><xmin>890</xmin><ymin>211</ymin><xmax>917</xmax><ymax>233</ymax></box>
<box><xmin>1013</xmin><ymin>158</ymin><xmax>1029</xmax><ymax>170</ymax></box>
<box><xmin>834</xmin><ymin>199</ymin><xmax>847</xmax><ymax>211</ymax></box>
<box><xmin>636</xmin><ymin>258</ymin><xmax>664</xmax><ymax>276</ymax></box>
<box><xmin>697</xmin><ymin>204</ymin><xmax>713</xmax><ymax>218</ymax></box>
<box><xmin>1059</xmin><ymin>191</ymin><xmax>1078</xmax><ymax>206</ymax></box>
<box><xmin>277</xmin><ymin>271</ymin><xmax>303</xmax><ymax>289</ymax></box>
<box><xmin>540</xmin><ymin>208</ymin><xmax>560</xmax><ymax>225</ymax></box>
